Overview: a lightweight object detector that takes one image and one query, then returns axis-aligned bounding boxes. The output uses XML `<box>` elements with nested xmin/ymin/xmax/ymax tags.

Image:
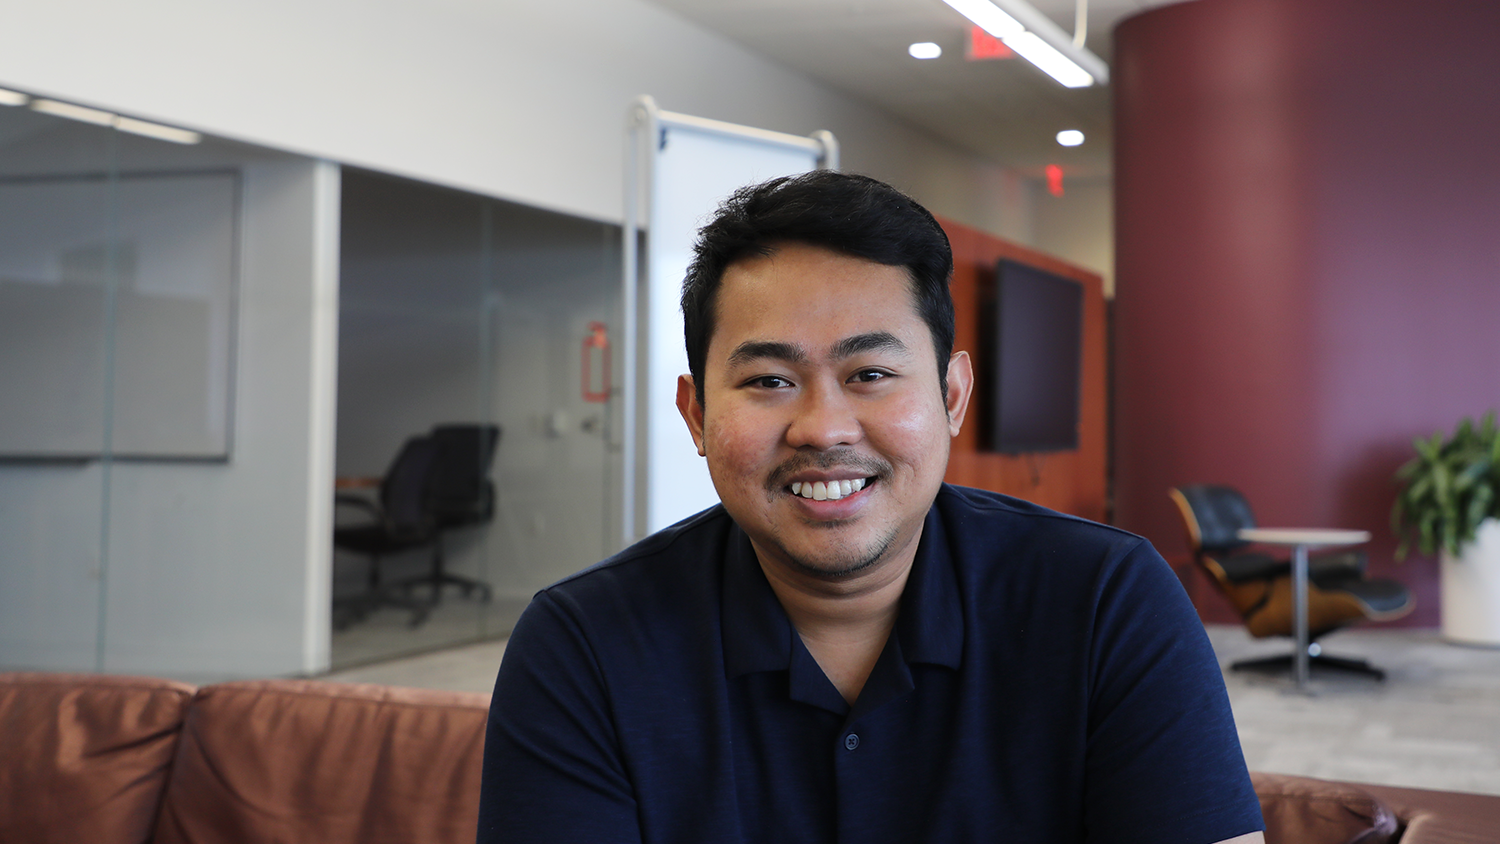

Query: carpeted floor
<box><xmin>1207</xmin><ymin>624</ymin><xmax>1500</xmax><ymax>795</ymax></box>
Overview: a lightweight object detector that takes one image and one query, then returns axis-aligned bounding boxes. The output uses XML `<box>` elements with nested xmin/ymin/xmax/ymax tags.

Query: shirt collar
<box><xmin>894</xmin><ymin>493</ymin><xmax>964</xmax><ymax>670</ymax></box>
<box><xmin>722</xmin><ymin>525</ymin><xmax>793</xmax><ymax>679</ymax></box>
<box><xmin>721</xmin><ymin>489</ymin><xmax>965</xmax><ymax>678</ymax></box>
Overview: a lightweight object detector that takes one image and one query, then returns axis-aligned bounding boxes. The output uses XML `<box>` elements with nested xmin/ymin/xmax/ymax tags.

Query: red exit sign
<box><xmin>967</xmin><ymin>26</ymin><xmax>1015</xmax><ymax>60</ymax></box>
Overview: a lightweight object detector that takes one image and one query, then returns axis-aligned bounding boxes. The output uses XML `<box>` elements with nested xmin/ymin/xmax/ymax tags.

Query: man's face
<box><xmin>677</xmin><ymin>241</ymin><xmax>972</xmax><ymax>582</ymax></box>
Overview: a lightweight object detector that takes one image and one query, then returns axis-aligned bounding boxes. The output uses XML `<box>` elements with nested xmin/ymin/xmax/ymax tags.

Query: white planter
<box><xmin>1440</xmin><ymin>517</ymin><xmax>1500</xmax><ymax>646</ymax></box>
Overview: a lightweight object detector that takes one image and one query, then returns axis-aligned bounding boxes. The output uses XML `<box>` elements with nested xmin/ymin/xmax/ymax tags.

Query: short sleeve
<box><xmin>1081</xmin><ymin>539</ymin><xmax>1265</xmax><ymax>843</ymax></box>
<box><xmin>476</xmin><ymin>592</ymin><xmax>643</xmax><ymax>844</ymax></box>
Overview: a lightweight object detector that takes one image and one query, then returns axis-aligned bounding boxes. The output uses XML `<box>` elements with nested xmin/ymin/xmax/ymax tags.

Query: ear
<box><xmin>944</xmin><ymin>351</ymin><xmax>974</xmax><ymax>438</ymax></box>
<box><xmin>676</xmin><ymin>374</ymin><xmax>707</xmax><ymax>456</ymax></box>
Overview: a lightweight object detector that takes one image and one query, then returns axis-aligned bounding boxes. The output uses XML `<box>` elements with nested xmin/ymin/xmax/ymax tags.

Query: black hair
<box><xmin>681</xmin><ymin>170</ymin><xmax>955</xmax><ymax>406</ymax></box>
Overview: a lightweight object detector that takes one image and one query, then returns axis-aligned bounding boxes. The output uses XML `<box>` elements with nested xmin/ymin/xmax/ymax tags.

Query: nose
<box><xmin>785</xmin><ymin>381</ymin><xmax>863</xmax><ymax>450</ymax></box>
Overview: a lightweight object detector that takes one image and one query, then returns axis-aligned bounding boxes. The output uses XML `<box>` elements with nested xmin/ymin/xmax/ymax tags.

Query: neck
<box><xmin>757</xmin><ymin>548</ymin><xmax>915</xmax><ymax>705</ymax></box>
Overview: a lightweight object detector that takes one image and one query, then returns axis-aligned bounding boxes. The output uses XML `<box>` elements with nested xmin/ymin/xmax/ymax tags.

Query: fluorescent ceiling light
<box><xmin>940</xmin><ymin>0</ymin><xmax>1108</xmax><ymax>87</ymax></box>
<box><xmin>1006</xmin><ymin>32</ymin><xmax>1093</xmax><ymax>87</ymax></box>
<box><xmin>941</xmin><ymin>0</ymin><xmax>1023</xmax><ymax>39</ymax></box>
<box><xmin>30</xmin><ymin>98</ymin><xmax>115</xmax><ymax>126</ymax></box>
<box><xmin>115</xmin><ymin>116</ymin><xmax>201</xmax><ymax>145</ymax></box>
<box><xmin>29</xmin><ymin>98</ymin><xmax>201</xmax><ymax>144</ymax></box>
<box><xmin>1056</xmin><ymin>129</ymin><xmax>1084</xmax><ymax>146</ymax></box>
<box><xmin>0</xmin><ymin>88</ymin><xmax>29</xmax><ymax>107</ymax></box>
<box><xmin>909</xmin><ymin>42</ymin><xmax>942</xmax><ymax>59</ymax></box>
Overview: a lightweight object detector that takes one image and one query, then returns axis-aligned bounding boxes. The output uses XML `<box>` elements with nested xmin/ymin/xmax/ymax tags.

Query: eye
<box><xmin>848</xmin><ymin>369</ymin><xmax>890</xmax><ymax>384</ymax></box>
<box><xmin>746</xmin><ymin>375</ymin><xmax>793</xmax><ymax>389</ymax></box>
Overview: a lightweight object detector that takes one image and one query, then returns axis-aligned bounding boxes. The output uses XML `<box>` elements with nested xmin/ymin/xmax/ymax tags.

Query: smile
<box><xmin>788</xmin><ymin>478</ymin><xmax>872</xmax><ymax>501</ymax></box>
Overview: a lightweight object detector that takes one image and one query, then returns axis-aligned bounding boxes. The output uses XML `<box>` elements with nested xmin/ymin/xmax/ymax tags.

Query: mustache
<box><xmin>765</xmin><ymin>449</ymin><xmax>890</xmax><ymax>491</ymax></box>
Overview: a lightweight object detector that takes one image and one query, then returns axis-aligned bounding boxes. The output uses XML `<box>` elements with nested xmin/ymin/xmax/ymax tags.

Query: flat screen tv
<box><xmin>988</xmin><ymin>259</ymin><xmax>1083</xmax><ymax>453</ymax></box>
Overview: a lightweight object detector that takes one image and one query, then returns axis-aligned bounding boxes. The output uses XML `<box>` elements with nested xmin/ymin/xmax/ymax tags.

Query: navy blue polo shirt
<box><xmin>478</xmin><ymin>485</ymin><xmax>1263</xmax><ymax>844</ymax></box>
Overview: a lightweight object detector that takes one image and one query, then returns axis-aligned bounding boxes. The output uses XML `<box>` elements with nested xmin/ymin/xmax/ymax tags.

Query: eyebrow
<box><xmin>830</xmin><ymin>331</ymin><xmax>909</xmax><ymax>360</ymax></box>
<box><xmin>726</xmin><ymin>340</ymin><xmax>808</xmax><ymax>369</ymax></box>
<box><xmin>724</xmin><ymin>332</ymin><xmax>909</xmax><ymax>369</ymax></box>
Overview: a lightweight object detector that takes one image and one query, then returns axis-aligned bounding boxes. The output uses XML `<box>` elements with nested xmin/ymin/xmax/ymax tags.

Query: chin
<box><xmin>778</xmin><ymin>532</ymin><xmax>899</xmax><ymax>580</ymax></box>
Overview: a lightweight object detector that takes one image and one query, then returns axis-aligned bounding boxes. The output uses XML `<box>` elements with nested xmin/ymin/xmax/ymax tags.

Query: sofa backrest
<box><xmin>0</xmin><ymin>672</ymin><xmax>196</xmax><ymax>844</ymax></box>
<box><xmin>153</xmin><ymin>679</ymin><xmax>490</xmax><ymax>844</ymax></box>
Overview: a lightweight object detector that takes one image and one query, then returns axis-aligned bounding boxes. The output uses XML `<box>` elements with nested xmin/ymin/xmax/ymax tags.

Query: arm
<box><xmin>476</xmin><ymin>592</ymin><xmax>642</xmax><ymax>844</ymax></box>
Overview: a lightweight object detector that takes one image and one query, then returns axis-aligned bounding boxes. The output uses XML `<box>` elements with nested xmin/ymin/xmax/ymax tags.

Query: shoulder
<box><xmin>521</xmin><ymin>504</ymin><xmax>734</xmax><ymax>634</ymax></box>
<box><xmin>934</xmin><ymin>484</ymin><xmax>1149</xmax><ymax>562</ymax></box>
<box><xmin>929</xmin><ymin>484</ymin><xmax>1176</xmax><ymax>625</ymax></box>
<box><xmin>549</xmin><ymin>504</ymin><xmax>733</xmax><ymax>586</ymax></box>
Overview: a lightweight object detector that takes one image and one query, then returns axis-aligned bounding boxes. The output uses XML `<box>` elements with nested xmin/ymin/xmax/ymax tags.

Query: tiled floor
<box><xmin>323</xmin><ymin>624</ymin><xmax>1500</xmax><ymax>795</ymax></box>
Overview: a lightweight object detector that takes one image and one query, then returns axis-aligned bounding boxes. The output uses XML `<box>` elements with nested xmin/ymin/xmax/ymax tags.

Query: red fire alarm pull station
<box><xmin>582</xmin><ymin>321</ymin><xmax>611</xmax><ymax>402</ymax></box>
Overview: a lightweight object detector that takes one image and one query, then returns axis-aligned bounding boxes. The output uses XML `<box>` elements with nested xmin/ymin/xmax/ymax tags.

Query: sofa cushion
<box><xmin>1253</xmin><ymin>772</ymin><xmax>1399</xmax><ymax>844</ymax></box>
<box><xmin>1356</xmin><ymin>780</ymin><xmax>1500</xmax><ymax>843</ymax></box>
<box><xmin>154</xmin><ymin>679</ymin><xmax>490</xmax><ymax>844</ymax></box>
<box><xmin>0</xmin><ymin>672</ymin><xmax>195</xmax><ymax>844</ymax></box>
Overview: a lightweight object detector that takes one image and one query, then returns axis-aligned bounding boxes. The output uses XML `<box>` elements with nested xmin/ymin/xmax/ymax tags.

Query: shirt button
<box><xmin>844</xmin><ymin>733</ymin><xmax>860</xmax><ymax>751</ymax></box>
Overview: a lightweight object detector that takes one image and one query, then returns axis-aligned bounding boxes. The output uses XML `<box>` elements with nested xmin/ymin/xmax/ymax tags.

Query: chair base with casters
<box><xmin>1169</xmin><ymin>485</ymin><xmax>1416</xmax><ymax>682</ymax></box>
<box><xmin>392</xmin><ymin>534</ymin><xmax>493</xmax><ymax>606</ymax></box>
<box><xmin>332</xmin><ymin>522</ymin><xmax>436</xmax><ymax>629</ymax></box>
<box><xmin>1230</xmin><ymin>649</ymin><xmax>1385</xmax><ymax>680</ymax></box>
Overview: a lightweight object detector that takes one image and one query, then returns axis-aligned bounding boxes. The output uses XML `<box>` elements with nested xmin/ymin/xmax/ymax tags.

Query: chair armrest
<box><xmin>334</xmin><ymin>495</ymin><xmax>383</xmax><ymax>530</ymax></box>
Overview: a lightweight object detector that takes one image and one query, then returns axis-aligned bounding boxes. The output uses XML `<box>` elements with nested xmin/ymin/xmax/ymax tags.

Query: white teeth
<box><xmin>791</xmin><ymin>477</ymin><xmax>870</xmax><ymax>499</ymax></box>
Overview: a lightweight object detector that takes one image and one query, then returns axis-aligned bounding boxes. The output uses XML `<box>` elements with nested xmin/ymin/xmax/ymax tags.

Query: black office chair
<box><xmin>1169</xmin><ymin>484</ymin><xmax>1414</xmax><ymax>678</ymax></box>
<box><xmin>333</xmin><ymin>435</ymin><xmax>439</xmax><ymax>628</ymax></box>
<box><xmin>392</xmin><ymin>423</ymin><xmax>499</xmax><ymax>604</ymax></box>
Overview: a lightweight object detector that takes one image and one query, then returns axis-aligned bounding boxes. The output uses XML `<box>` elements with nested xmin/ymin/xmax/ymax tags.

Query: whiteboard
<box><xmin>623</xmin><ymin>99</ymin><xmax>835</xmax><ymax>540</ymax></box>
<box><xmin>0</xmin><ymin>171</ymin><xmax>238</xmax><ymax>459</ymax></box>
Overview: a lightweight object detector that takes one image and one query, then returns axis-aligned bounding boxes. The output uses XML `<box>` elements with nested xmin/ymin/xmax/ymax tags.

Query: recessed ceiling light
<box><xmin>0</xmin><ymin>87</ymin><xmax>29</xmax><ymax>107</ymax></box>
<box><xmin>1056</xmin><ymin>129</ymin><xmax>1085</xmax><ymax>147</ymax></box>
<box><xmin>909</xmin><ymin>42</ymin><xmax>942</xmax><ymax>60</ymax></box>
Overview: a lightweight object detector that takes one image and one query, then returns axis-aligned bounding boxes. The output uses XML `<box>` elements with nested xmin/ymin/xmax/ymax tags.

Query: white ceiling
<box><xmin>646</xmin><ymin>0</ymin><xmax>1185</xmax><ymax>178</ymax></box>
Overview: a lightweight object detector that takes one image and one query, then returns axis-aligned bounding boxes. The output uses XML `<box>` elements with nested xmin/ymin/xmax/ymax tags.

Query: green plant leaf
<box><xmin>1392</xmin><ymin>410</ymin><xmax>1500</xmax><ymax>561</ymax></box>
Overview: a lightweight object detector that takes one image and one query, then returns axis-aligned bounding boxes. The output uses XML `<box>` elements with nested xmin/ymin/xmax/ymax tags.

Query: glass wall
<box><xmin>0</xmin><ymin>99</ymin><xmax>117</xmax><ymax>670</ymax></box>
<box><xmin>333</xmin><ymin>169</ymin><xmax>623</xmax><ymax>668</ymax></box>
<box><xmin>1</xmin><ymin>92</ymin><xmax>621</xmax><ymax>678</ymax></box>
<box><xmin>0</xmin><ymin>92</ymin><xmax>339</xmax><ymax>680</ymax></box>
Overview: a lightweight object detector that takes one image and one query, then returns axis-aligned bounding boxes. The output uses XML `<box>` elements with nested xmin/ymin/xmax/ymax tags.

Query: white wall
<box><xmin>1033</xmin><ymin>175</ymin><xmax>1114</xmax><ymax>296</ymax></box>
<box><xmin>0</xmin><ymin>0</ymin><xmax>1034</xmax><ymax>241</ymax></box>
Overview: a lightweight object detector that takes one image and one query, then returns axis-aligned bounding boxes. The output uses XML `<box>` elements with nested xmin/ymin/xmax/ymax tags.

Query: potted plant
<box><xmin>1392</xmin><ymin>411</ymin><xmax>1500</xmax><ymax>645</ymax></box>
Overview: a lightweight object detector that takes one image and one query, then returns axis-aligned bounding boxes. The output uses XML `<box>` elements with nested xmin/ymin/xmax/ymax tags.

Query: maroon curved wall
<box><xmin>1113</xmin><ymin>0</ymin><xmax>1500</xmax><ymax>625</ymax></box>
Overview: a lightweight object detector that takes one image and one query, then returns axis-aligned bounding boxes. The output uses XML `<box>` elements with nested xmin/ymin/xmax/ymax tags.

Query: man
<box><xmin>478</xmin><ymin>171</ymin><xmax>1265</xmax><ymax>843</ymax></box>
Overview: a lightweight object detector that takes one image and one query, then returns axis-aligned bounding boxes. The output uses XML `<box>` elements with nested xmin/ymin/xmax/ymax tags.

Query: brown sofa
<box><xmin>2</xmin><ymin>672</ymin><xmax>1496</xmax><ymax>843</ymax></box>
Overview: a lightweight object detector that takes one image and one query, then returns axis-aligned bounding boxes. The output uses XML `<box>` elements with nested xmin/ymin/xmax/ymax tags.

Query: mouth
<box><xmin>787</xmin><ymin>476</ymin><xmax>876</xmax><ymax>502</ymax></box>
